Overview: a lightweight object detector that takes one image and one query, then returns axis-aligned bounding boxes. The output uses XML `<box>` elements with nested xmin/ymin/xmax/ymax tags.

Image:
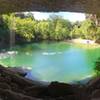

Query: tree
<box><xmin>71</xmin><ymin>19</ymin><xmax>97</xmax><ymax>40</ymax></box>
<box><xmin>94</xmin><ymin>57</ymin><xmax>100</xmax><ymax>76</ymax></box>
<box><xmin>2</xmin><ymin>13</ymin><xmax>16</xmax><ymax>45</ymax></box>
<box><xmin>48</xmin><ymin>14</ymin><xmax>72</xmax><ymax>40</ymax></box>
<box><xmin>35</xmin><ymin>20</ymin><xmax>50</xmax><ymax>40</ymax></box>
<box><xmin>0</xmin><ymin>13</ymin><xmax>100</xmax><ymax>44</ymax></box>
<box><xmin>71</xmin><ymin>23</ymin><xmax>82</xmax><ymax>38</ymax></box>
<box><xmin>26</xmin><ymin>12</ymin><xmax>35</xmax><ymax>20</ymax></box>
<box><xmin>15</xmin><ymin>17</ymin><xmax>36</xmax><ymax>42</ymax></box>
<box><xmin>80</xmin><ymin>19</ymin><xmax>97</xmax><ymax>40</ymax></box>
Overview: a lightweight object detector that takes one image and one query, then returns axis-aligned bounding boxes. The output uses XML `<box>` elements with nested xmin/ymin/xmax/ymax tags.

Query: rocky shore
<box><xmin>0</xmin><ymin>65</ymin><xmax>100</xmax><ymax>100</ymax></box>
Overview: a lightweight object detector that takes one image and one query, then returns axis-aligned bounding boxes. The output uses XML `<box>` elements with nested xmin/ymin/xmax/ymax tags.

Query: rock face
<box><xmin>0</xmin><ymin>0</ymin><xmax>100</xmax><ymax>14</ymax></box>
<box><xmin>1</xmin><ymin>65</ymin><xmax>100</xmax><ymax>100</ymax></box>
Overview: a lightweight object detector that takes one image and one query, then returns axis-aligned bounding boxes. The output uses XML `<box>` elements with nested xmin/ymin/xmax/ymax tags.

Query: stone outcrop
<box><xmin>1</xmin><ymin>65</ymin><xmax>100</xmax><ymax>100</ymax></box>
<box><xmin>0</xmin><ymin>0</ymin><xmax>100</xmax><ymax>14</ymax></box>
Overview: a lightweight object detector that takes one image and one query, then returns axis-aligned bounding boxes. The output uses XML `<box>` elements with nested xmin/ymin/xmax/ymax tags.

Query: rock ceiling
<box><xmin>0</xmin><ymin>0</ymin><xmax>100</xmax><ymax>14</ymax></box>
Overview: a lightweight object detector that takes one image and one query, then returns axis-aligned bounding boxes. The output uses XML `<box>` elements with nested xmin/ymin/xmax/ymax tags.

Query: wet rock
<box><xmin>8</xmin><ymin>67</ymin><xmax>28</xmax><ymax>77</ymax></box>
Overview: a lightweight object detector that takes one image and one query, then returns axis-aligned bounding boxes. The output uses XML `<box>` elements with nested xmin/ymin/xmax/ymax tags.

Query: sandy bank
<box><xmin>68</xmin><ymin>39</ymin><xmax>95</xmax><ymax>44</ymax></box>
<box><xmin>67</xmin><ymin>39</ymin><xmax>100</xmax><ymax>48</ymax></box>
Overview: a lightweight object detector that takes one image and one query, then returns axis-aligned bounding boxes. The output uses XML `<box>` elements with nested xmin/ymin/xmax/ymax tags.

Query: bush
<box><xmin>94</xmin><ymin>57</ymin><xmax>100</xmax><ymax>76</ymax></box>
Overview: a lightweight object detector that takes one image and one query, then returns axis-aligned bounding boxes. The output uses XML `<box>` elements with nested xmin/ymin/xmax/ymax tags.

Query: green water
<box><xmin>0</xmin><ymin>42</ymin><xmax>100</xmax><ymax>83</ymax></box>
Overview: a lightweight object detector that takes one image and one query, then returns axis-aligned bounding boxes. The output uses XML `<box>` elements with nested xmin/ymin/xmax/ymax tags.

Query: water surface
<box><xmin>0</xmin><ymin>42</ymin><xmax>100</xmax><ymax>83</ymax></box>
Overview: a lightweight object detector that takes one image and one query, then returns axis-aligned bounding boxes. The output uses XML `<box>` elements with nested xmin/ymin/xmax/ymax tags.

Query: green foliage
<box><xmin>26</xmin><ymin>12</ymin><xmax>35</xmax><ymax>20</ymax></box>
<box><xmin>48</xmin><ymin>15</ymin><xmax>72</xmax><ymax>40</ymax></box>
<box><xmin>96</xmin><ymin>27</ymin><xmax>100</xmax><ymax>40</ymax></box>
<box><xmin>16</xmin><ymin>18</ymin><xmax>36</xmax><ymax>41</ymax></box>
<box><xmin>80</xmin><ymin>19</ymin><xmax>97</xmax><ymax>40</ymax></box>
<box><xmin>54</xmin><ymin>20</ymin><xmax>70</xmax><ymax>40</ymax></box>
<box><xmin>0</xmin><ymin>13</ymin><xmax>73</xmax><ymax>43</ymax></box>
<box><xmin>0</xmin><ymin>13</ymin><xmax>100</xmax><ymax>44</ymax></box>
<box><xmin>71</xmin><ymin>19</ymin><xmax>100</xmax><ymax>41</ymax></box>
<box><xmin>71</xmin><ymin>24</ymin><xmax>82</xmax><ymax>38</ymax></box>
<box><xmin>35</xmin><ymin>20</ymin><xmax>50</xmax><ymax>40</ymax></box>
<box><xmin>94</xmin><ymin>57</ymin><xmax>100</xmax><ymax>76</ymax></box>
<box><xmin>0</xmin><ymin>15</ymin><xmax>9</xmax><ymax>37</ymax></box>
<box><xmin>0</xmin><ymin>14</ymin><xmax>13</xmax><ymax>42</ymax></box>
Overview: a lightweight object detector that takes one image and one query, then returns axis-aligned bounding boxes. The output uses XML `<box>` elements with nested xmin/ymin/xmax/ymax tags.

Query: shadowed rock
<box><xmin>0</xmin><ymin>65</ymin><xmax>100</xmax><ymax>100</ymax></box>
<box><xmin>0</xmin><ymin>0</ymin><xmax>100</xmax><ymax>14</ymax></box>
<box><xmin>47</xmin><ymin>82</ymin><xmax>79</xmax><ymax>97</ymax></box>
<box><xmin>7</xmin><ymin>67</ymin><xmax>28</xmax><ymax>77</ymax></box>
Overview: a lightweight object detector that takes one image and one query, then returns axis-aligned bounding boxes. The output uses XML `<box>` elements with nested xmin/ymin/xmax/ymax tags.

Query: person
<box><xmin>87</xmin><ymin>40</ymin><xmax>90</xmax><ymax>44</ymax></box>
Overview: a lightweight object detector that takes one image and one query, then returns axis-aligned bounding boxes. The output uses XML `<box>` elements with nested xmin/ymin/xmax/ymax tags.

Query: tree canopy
<box><xmin>0</xmin><ymin>13</ymin><xmax>100</xmax><ymax>45</ymax></box>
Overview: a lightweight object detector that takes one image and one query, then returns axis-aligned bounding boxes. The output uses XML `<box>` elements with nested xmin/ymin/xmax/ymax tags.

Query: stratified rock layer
<box><xmin>0</xmin><ymin>65</ymin><xmax>100</xmax><ymax>100</ymax></box>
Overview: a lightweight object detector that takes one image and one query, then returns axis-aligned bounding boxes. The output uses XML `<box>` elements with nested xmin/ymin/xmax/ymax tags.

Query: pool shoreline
<box><xmin>0</xmin><ymin>42</ymin><xmax>99</xmax><ymax>83</ymax></box>
<box><xmin>66</xmin><ymin>39</ymin><xmax>100</xmax><ymax>48</ymax></box>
